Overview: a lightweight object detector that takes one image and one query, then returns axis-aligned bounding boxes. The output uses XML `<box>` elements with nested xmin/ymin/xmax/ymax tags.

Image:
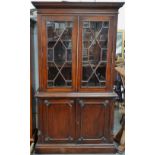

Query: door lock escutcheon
<box><xmin>44</xmin><ymin>100</ymin><xmax>52</xmax><ymax>107</ymax></box>
<box><xmin>102</xmin><ymin>100</ymin><xmax>109</xmax><ymax>107</ymax></box>
<box><xmin>78</xmin><ymin>99</ymin><xmax>84</xmax><ymax>108</ymax></box>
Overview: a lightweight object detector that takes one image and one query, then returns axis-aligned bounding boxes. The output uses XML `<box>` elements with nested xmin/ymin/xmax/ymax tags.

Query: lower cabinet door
<box><xmin>76</xmin><ymin>98</ymin><xmax>113</xmax><ymax>144</ymax></box>
<box><xmin>38</xmin><ymin>99</ymin><xmax>76</xmax><ymax>144</ymax></box>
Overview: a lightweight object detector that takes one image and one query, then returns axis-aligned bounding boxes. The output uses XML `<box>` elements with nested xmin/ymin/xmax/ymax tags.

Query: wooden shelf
<box><xmin>35</xmin><ymin>92</ymin><xmax>117</xmax><ymax>98</ymax></box>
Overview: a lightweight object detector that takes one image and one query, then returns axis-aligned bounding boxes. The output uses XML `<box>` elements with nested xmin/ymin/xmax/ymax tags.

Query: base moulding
<box><xmin>35</xmin><ymin>143</ymin><xmax>116</xmax><ymax>154</ymax></box>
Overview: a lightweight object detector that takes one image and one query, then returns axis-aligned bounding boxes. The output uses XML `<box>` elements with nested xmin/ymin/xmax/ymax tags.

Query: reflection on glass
<box><xmin>101</xmin><ymin>49</ymin><xmax>107</xmax><ymax>61</ymax></box>
<box><xmin>46</xmin><ymin>21</ymin><xmax>73</xmax><ymax>87</ymax></box>
<box><xmin>82</xmin><ymin>65</ymin><xmax>93</xmax><ymax>81</ymax></box>
<box><xmin>97</xmin><ymin>28</ymin><xmax>108</xmax><ymax>41</ymax></box>
<box><xmin>48</xmin><ymin>63</ymin><xmax>58</xmax><ymax>80</ymax></box>
<box><xmin>54</xmin><ymin>41</ymin><xmax>66</xmax><ymax>65</ymax></box>
<box><xmin>61</xmin><ymin>28</ymin><xmax>72</xmax><ymax>40</ymax></box>
<box><xmin>82</xmin><ymin>21</ymin><xmax>109</xmax><ymax>87</ymax></box>
<box><xmin>67</xmin><ymin>49</ymin><xmax>72</xmax><ymax>61</ymax></box>
<box><xmin>89</xmin><ymin>41</ymin><xmax>100</xmax><ymax>64</ymax></box>
<box><xmin>48</xmin><ymin>49</ymin><xmax>53</xmax><ymax>61</ymax></box>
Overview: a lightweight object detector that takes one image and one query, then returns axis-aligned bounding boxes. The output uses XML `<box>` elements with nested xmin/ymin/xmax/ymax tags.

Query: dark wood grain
<box><xmin>77</xmin><ymin>15</ymin><xmax>114</xmax><ymax>92</ymax></box>
<box><xmin>32</xmin><ymin>1</ymin><xmax>124</xmax><ymax>9</ymax></box>
<box><xmin>40</xmin><ymin>16</ymin><xmax>78</xmax><ymax>92</ymax></box>
<box><xmin>30</xmin><ymin>77</ymin><xmax>33</xmax><ymax>144</ymax></box>
<box><xmin>30</xmin><ymin>19</ymin><xmax>34</xmax><ymax>144</ymax></box>
<box><xmin>38</xmin><ymin>99</ymin><xmax>76</xmax><ymax>144</ymax></box>
<box><xmin>35</xmin><ymin>143</ymin><xmax>116</xmax><ymax>154</ymax></box>
<box><xmin>76</xmin><ymin>99</ymin><xmax>111</xmax><ymax>144</ymax></box>
<box><xmin>32</xmin><ymin>1</ymin><xmax>124</xmax><ymax>153</ymax></box>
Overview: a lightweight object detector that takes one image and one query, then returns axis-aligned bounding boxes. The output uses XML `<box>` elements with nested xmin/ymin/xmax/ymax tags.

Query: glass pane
<box><xmin>96</xmin><ymin>63</ymin><xmax>106</xmax><ymax>81</ymax></box>
<box><xmin>97</xmin><ymin>28</ymin><xmax>108</xmax><ymax>41</ymax></box>
<box><xmin>90</xmin><ymin>22</ymin><xmax>102</xmax><ymax>36</ymax></box>
<box><xmin>67</xmin><ymin>49</ymin><xmax>72</xmax><ymax>61</ymax></box>
<box><xmin>48</xmin><ymin>41</ymin><xmax>56</xmax><ymax>48</ymax></box>
<box><xmin>63</xmin><ymin>41</ymin><xmax>72</xmax><ymax>49</ymax></box>
<box><xmin>83</xmin><ymin>41</ymin><xmax>92</xmax><ymax>48</ymax></box>
<box><xmin>82</xmin><ymin>21</ymin><xmax>109</xmax><ymax>87</ymax></box>
<box><xmin>54</xmin><ymin>41</ymin><xmax>66</xmax><ymax>65</ymax></box>
<box><xmin>89</xmin><ymin>74</ymin><xmax>100</xmax><ymax>86</ymax></box>
<box><xmin>101</xmin><ymin>49</ymin><xmax>107</xmax><ymax>61</ymax></box>
<box><xmin>89</xmin><ymin>41</ymin><xmax>101</xmax><ymax>64</ymax></box>
<box><xmin>48</xmin><ymin>62</ymin><xmax>58</xmax><ymax>80</ymax></box>
<box><xmin>83</xmin><ymin>21</ymin><xmax>89</xmax><ymax>28</ymax></box>
<box><xmin>103</xmin><ymin>21</ymin><xmax>109</xmax><ymax>28</ymax></box>
<box><xmin>82</xmin><ymin>65</ymin><xmax>93</xmax><ymax>81</ymax></box>
<box><xmin>83</xmin><ymin>28</ymin><xmax>93</xmax><ymax>41</ymax></box>
<box><xmin>48</xmin><ymin>49</ymin><xmax>54</xmax><ymax>61</ymax></box>
<box><xmin>55</xmin><ymin>74</ymin><xmax>65</xmax><ymax>86</ymax></box>
<box><xmin>61</xmin><ymin>28</ymin><xmax>72</xmax><ymax>40</ymax></box>
<box><xmin>61</xmin><ymin>63</ymin><xmax>72</xmax><ymax>80</ymax></box>
<box><xmin>83</xmin><ymin>49</ymin><xmax>88</xmax><ymax>61</ymax></box>
<box><xmin>99</xmin><ymin>40</ymin><xmax>108</xmax><ymax>48</ymax></box>
<box><xmin>46</xmin><ymin>21</ymin><xmax>73</xmax><ymax>88</ymax></box>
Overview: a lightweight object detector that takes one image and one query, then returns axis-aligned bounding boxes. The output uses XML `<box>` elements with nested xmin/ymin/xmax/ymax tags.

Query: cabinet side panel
<box><xmin>111</xmin><ymin>15</ymin><xmax>118</xmax><ymax>88</ymax></box>
<box><xmin>37</xmin><ymin>14</ymin><xmax>44</xmax><ymax>91</ymax></box>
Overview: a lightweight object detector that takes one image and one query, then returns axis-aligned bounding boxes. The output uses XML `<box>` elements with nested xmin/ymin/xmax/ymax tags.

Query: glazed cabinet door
<box><xmin>76</xmin><ymin>99</ymin><xmax>114</xmax><ymax>144</ymax></box>
<box><xmin>38</xmin><ymin>99</ymin><xmax>76</xmax><ymax>144</ymax></box>
<box><xmin>39</xmin><ymin>16</ymin><xmax>78</xmax><ymax>92</ymax></box>
<box><xmin>78</xmin><ymin>16</ymin><xmax>115</xmax><ymax>92</ymax></box>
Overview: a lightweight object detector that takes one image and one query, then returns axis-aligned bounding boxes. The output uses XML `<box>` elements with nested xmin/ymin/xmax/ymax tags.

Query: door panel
<box><xmin>39</xmin><ymin>99</ymin><xmax>76</xmax><ymax>144</ymax></box>
<box><xmin>76</xmin><ymin>99</ymin><xmax>112</xmax><ymax>144</ymax></box>
<box><xmin>41</xmin><ymin>16</ymin><xmax>78</xmax><ymax>92</ymax></box>
<box><xmin>78</xmin><ymin>16</ymin><xmax>114</xmax><ymax>92</ymax></box>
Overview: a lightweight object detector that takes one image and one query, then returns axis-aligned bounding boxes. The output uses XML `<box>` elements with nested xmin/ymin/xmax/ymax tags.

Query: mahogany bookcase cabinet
<box><xmin>32</xmin><ymin>1</ymin><xmax>124</xmax><ymax>154</ymax></box>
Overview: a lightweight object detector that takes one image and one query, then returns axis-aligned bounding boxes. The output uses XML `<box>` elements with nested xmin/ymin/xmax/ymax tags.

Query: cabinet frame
<box><xmin>76</xmin><ymin>98</ymin><xmax>114</xmax><ymax>144</ymax></box>
<box><xmin>38</xmin><ymin>99</ymin><xmax>76</xmax><ymax>144</ymax></box>
<box><xmin>33</xmin><ymin>1</ymin><xmax>124</xmax><ymax>154</ymax></box>
<box><xmin>38</xmin><ymin>15</ymin><xmax>78</xmax><ymax>92</ymax></box>
<box><xmin>38</xmin><ymin>15</ymin><xmax>117</xmax><ymax>92</ymax></box>
<box><xmin>77</xmin><ymin>16</ymin><xmax>115</xmax><ymax>92</ymax></box>
<box><xmin>38</xmin><ymin>98</ymin><xmax>114</xmax><ymax>144</ymax></box>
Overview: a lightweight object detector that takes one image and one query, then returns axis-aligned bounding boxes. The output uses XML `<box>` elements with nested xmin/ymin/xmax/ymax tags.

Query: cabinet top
<box><xmin>32</xmin><ymin>1</ymin><xmax>124</xmax><ymax>10</ymax></box>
